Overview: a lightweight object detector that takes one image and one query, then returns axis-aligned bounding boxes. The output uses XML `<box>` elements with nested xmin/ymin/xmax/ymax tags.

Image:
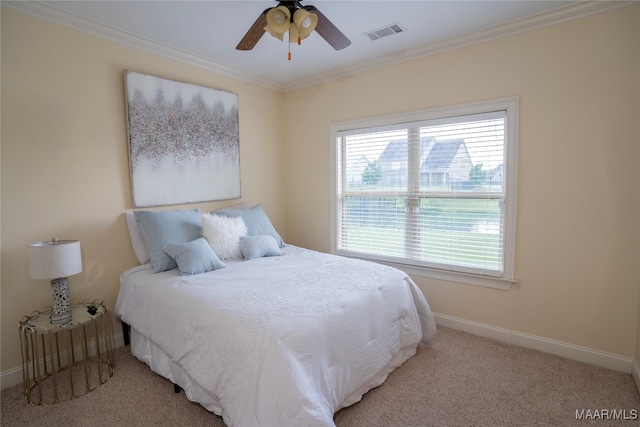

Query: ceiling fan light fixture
<box><xmin>265</xmin><ymin>5</ymin><xmax>291</xmax><ymax>38</ymax></box>
<box><xmin>289</xmin><ymin>24</ymin><xmax>300</xmax><ymax>44</ymax></box>
<box><xmin>272</xmin><ymin>9</ymin><xmax>287</xmax><ymax>25</ymax></box>
<box><xmin>293</xmin><ymin>8</ymin><xmax>317</xmax><ymax>31</ymax></box>
<box><xmin>292</xmin><ymin>8</ymin><xmax>317</xmax><ymax>43</ymax></box>
<box><xmin>236</xmin><ymin>1</ymin><xmax>350</xmax><ymax>52</ymax></box>
<box><xmin>264</xmin><ymin>25</ymin><xmax>285</xmax><ymax>41</ymax></box>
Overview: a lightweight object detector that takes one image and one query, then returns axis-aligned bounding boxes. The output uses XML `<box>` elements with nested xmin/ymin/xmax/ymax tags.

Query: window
<box><xmin>331</xmin><ymin>98</ymin><xmax>518</xmax><ymax>289</ymax></box>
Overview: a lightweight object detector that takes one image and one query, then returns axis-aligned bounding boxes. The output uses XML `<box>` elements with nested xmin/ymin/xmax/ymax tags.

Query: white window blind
<box><xmin>332</xmin><ymin>98</ymin><xmax>518</xmax><ymax>289</ymax></box>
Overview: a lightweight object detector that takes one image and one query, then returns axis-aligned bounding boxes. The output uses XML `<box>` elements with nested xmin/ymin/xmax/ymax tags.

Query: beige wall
<box><xmin>1</xmin><ymin>8</ymin><xmax>285</xmax><ymax>372</ymax></box>
<box><xmin>637</xmin><ymin>4</ymin><xmax>640</xmax><ymax>369</ymax></box>
<box><xmin>283</xmin><ymin>5</ymin><xmax>640</xmax><ymax>358</ymax></box>
<box><xmin>1</xmin><ymin>4</ymin><xmax>639</xmax><ymax>376</ymax></box>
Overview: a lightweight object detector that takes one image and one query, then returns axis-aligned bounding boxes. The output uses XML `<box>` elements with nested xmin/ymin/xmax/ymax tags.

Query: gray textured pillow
<box><xmin>239</xmin><ymin>235</ymin><xmax>282</xmax><ymax>260</ymax></box>
<box><xmin>134</xmin><ymin>209</ymin><xmax>202</xmax><ymax>273</ymax></box>
<box><xmin>164</xmin><ymin>238</ymin><xmax>226</xmax><ymax>275</ymax></box>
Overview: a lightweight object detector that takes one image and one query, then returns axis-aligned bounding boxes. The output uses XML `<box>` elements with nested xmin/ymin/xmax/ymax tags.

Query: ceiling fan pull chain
<box><xmin>288</xmin><ymin>42</ymin><xmax>292</xmax><ymax>61</ymax></box>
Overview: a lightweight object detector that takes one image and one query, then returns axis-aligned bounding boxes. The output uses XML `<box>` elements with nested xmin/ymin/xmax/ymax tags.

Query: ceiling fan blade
<box><xmin>236</xmin><ymin>9</ymin><xmax>269</xmax><ymax>51</ymax></box>
<box><xmin>305</xmin><ymin>5</ymin><xmax>351</xmax><ymax>51</ymax></box>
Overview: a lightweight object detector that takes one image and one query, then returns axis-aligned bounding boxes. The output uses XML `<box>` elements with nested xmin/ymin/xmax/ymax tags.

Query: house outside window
<box><xmin>331</xmin><ymin>97</ymin><xmax>519</xmax><ymax>289</ymax></box>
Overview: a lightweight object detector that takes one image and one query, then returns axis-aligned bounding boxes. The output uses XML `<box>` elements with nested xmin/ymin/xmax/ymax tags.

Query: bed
<box><xmin>114</xmin><ymin>205</ymin><xmax>437</xmax><ymax>427</ymax></box>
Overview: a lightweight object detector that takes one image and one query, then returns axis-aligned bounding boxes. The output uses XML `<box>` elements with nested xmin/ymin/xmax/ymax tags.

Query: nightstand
<box><xmin>19</xmin><ymin>300</ymin><xmax>116</xmax><ymax>405</ymax></box>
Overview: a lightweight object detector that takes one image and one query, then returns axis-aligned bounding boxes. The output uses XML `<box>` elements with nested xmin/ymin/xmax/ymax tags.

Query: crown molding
<box><xmin>3</xmin><ymin>1</ymin><xmax>631</xmax><ymax>93</ymax></box>
<box><xmin>2</xmin><ymin>0</ymin><xmax>286</xmax><ymax>92</ymax></box>
<box><xmin>281</xmin><ymin>0</ymin><xmax>632</xmax><ymax>91</ymax></box>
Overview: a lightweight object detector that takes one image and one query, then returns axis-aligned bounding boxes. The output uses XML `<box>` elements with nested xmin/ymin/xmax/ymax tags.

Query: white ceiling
<box><xmin>5</xmin><ymin>1</ymin><xmax>625</xmax><ymax>91</ymax></box>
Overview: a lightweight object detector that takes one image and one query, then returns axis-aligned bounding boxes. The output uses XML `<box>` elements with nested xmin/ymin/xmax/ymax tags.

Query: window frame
<box><xmin>330</xmin><ymin>97</ymin><xmax>519</xmax><ymax>290</ymax></box>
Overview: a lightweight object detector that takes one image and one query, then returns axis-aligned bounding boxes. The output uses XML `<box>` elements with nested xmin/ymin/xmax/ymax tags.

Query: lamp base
<box><xmin>50</xmin><ymin>310</ymin><xmax>73</xmax><ymax>325</ymax></box>
<box><xmin>50</xmin><ymin>277</ymin><xmax>72</xmax><ymax>325</ymax></box>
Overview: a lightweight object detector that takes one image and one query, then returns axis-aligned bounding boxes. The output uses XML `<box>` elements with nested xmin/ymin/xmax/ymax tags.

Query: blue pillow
<box><xmin>134</xmin><ymin>209</ymin><xmax>202</xmax><ymax>273</ymax></box>
<box><xmin>164</xmin><ymin>238</ymin><xmax>226</xmax><ymax>275</ymax></box>
<box><xmin>215</xmin><ymin>204</ymin><xmax>284</xmax><ymax>248</ymax></box>
<box><xmin>239</xmin><ymin>235</ymin><xmax>282</xmax><ymax>260</ymax></box>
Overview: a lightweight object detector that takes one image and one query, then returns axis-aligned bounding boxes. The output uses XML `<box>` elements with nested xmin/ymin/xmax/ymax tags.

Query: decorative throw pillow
<box><xmin>214</xmin><ymin>204</ymin><xmax>285</xmax><ymax>248</ymax></box>
<box><xmin>125</xmin><ymin>211</ymin><xmax>150</xmax><ymax>264</ymax></box>
<box><xmin>163</xmin><ymin>238</ymin><xmax>226</xmax><ymax>276</ymax></box>
<box><xmin>239</xmin><ymin>235</ymin><xmax>282</xmax><ymax>260</ymax></box>
<box><xmin>134</xmin><ymin>209</ymin><xmax>202</xmax><ymax>273</ymax></box>
<box><xmin>201</xmin><ymin>213</ymin><xmax>248</xmax><ymax>260</ymax></box>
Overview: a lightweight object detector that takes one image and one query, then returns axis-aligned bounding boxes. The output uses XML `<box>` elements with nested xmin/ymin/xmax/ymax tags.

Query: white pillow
<box><xmin>125</xmin><ymin>212</ymin><xmax>150</xmax><ymax>264</ymax></box>
<box><xmin>201</xmin><ymin>213</ymin><xmax>248</xmax><ymax>260</ymax></box>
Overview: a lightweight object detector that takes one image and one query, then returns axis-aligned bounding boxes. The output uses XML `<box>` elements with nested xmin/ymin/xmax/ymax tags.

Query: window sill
<box><xmin>335</xmin><ymin>251</ymin><xmax>517</xmax><ymax>290</ymax></box>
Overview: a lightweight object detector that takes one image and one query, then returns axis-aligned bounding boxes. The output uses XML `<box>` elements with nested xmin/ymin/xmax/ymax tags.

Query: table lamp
<box><xmin>28</xmin><ymin>238</ymin><xmax>82</xmax><ymax>325</ymax></box>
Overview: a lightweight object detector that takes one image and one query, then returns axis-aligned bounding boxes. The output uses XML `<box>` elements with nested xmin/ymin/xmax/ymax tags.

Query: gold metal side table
<box><xmin>19</xmin><ymin>300</ymin><xmax>115</xmax><ymax>405</ymax></box>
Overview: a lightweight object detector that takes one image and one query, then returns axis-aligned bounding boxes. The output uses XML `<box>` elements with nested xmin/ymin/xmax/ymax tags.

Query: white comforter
<box><xmin>115</xmin><ymin>246</ymin><xmax>436</xmax><ymax>426</ymax></box>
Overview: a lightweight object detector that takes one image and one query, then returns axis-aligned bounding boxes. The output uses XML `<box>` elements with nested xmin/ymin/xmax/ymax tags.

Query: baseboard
<box><xmin>433</xmin><ymin>313</ymin><xmax>634</xmax><ymax>374</ymax></box>
<box><xmin>0</xmin><ymin>330</ymin><xmax>126</xmax><ymax>391</ymax></box>
<box><xmin>632</xmin><ymin>359</ymin><xmax>640</xmax><ymax>395</ymax></box>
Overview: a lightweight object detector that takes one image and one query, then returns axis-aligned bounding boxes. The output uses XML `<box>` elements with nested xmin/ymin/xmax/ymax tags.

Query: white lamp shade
<box><xmin>28</xmin><ymin>239</ymin><xmax>82</xmax><ymax>280</ymax></box>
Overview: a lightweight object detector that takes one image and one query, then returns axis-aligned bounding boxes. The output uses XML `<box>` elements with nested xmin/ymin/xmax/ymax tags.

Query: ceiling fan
<box><xmin>236</xmin><ymin>1</ymin><xmax>351</xmax><ymax>52</ymax></box>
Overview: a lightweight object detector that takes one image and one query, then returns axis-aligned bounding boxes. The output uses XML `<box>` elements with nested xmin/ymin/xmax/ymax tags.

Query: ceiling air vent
<box><xmin>364</xmin><ymin>23</ymin><xmax>406</xmax><ymax>41</ymax></box>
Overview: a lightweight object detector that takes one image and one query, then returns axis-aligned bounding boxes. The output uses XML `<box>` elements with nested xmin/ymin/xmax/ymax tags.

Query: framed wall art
<box><xmin>125</xmin><ymin>70</ymin><xmax>240</xmax><ymax>207</ymax></box>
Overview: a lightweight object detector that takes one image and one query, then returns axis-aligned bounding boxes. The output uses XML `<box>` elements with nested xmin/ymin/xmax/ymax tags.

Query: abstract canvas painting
<box><xmin>125</xmin><ymin>70</ymin><xmax>240</xmax><ymax>207</ymax></box>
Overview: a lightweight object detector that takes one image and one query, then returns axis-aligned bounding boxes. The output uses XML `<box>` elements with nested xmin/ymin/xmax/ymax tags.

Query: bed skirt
<box><xmin>127</xmin><ymin>326</ymin><xmax>422</xmax><ymax>422</ymax></box>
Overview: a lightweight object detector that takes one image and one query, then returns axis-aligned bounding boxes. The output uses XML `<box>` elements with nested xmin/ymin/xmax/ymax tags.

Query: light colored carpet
<box><xmin>2</xmin><ymin>327</ymin><xmax>639</xmax><ymax>426</ymax></box>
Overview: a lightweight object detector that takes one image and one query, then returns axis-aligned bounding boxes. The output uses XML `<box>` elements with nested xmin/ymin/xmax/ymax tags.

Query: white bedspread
<box><xmin>115</xmin><ymin>246</ymin><xmax>436</xmax><ymax>426</ymax></box>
